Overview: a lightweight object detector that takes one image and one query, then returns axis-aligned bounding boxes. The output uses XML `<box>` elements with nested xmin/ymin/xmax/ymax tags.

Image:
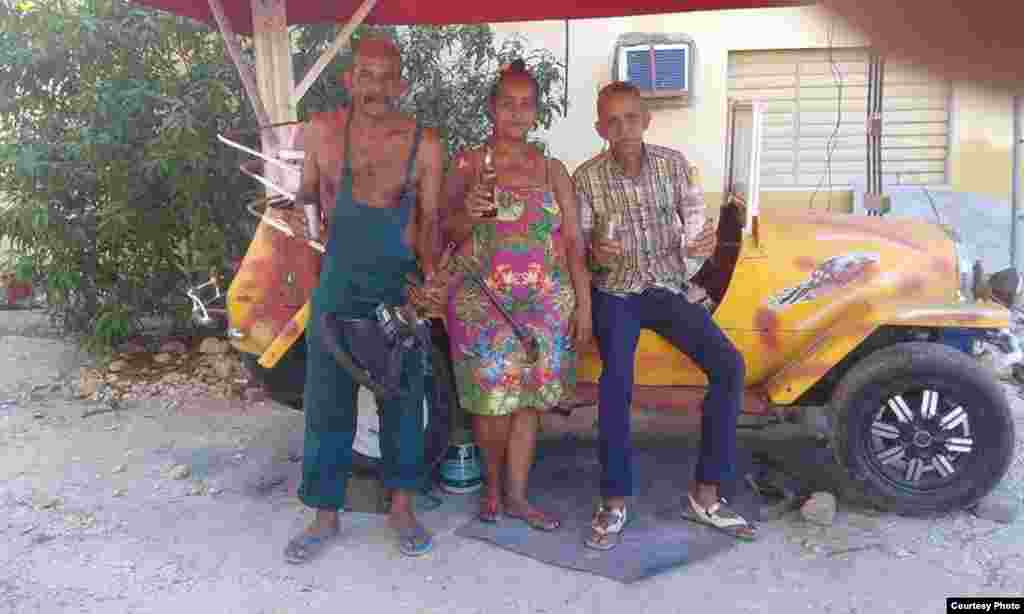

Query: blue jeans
<box><xmin>591</xmin><ymin>287</ymin><xmax>746</xmax><ymax>498</ymax></box>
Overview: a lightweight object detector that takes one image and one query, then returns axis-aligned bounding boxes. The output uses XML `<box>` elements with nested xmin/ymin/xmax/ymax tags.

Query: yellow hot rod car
<box><xmin>206</xmin><ymin>92</ymin><xmax>1016</xmax><ymax>518</ymax></box>
<box><xmin>215</xmin><ymin>168</ymin><xmax>1017</xmax><ymax>518</ymax></box>
<box><xmin>124</xmin><ymin>0</ymin><xmax>1017</xmax><ymax>520</ymax></box>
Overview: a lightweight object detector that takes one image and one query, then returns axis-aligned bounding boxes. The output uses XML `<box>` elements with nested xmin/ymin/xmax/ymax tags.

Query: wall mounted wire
<box><xmin>809</xmin><ymin>19</ymin><xmax>843</xmax><ymax>211</ymax></box>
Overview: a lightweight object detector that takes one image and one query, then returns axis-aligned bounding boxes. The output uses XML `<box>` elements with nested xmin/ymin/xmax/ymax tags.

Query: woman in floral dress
<box><xmin>441</xmin><ymin>60</ymin><xmax>592</xmax><ymax>530</ymax></box>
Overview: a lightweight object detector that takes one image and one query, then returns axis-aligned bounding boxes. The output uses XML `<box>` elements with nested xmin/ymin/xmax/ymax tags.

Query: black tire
<box><xmin>240</xmin><ymin>322</ymin><xmax>455</xmax><ymax>475</ymax></box>
<box><xmin>829</xmin><ymin>341</ymin><xmax>1015</xmax><ymax>515</ymax></box>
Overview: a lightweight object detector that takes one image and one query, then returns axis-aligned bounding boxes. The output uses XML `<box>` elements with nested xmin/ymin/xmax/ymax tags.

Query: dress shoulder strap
<box><xmin>544</xmin><ymin>148</ymin><xmax>551</xmax><ymax>186</ymax></box>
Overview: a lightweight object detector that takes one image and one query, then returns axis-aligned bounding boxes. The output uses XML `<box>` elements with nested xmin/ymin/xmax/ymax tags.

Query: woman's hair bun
<box><xmin>508</xmin><ymin>58</ymin><xmax>527</xmax><ymax>72</ymax></box>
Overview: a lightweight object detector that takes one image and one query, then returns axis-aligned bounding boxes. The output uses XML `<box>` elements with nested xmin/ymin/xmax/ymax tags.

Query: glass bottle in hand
<box><xmin>591</xmin><ymin>211</ymin><xmax>621</xmax><ymax>275</ymax></box>
<box><xmin>479</xmin><ymin>146</ymin><xmax>498</xmax><ymax>218</ymax></box>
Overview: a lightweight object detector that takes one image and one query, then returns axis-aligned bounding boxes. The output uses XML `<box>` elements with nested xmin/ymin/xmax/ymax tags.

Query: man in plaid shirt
<box><xmin>573</xmin><ymin>81</ymin><xmax>756</xmax><ymax>550</ymax></box>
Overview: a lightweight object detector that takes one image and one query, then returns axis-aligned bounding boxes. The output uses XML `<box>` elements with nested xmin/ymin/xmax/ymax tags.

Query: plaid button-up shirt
<box><xmin>573</xmin><ymin>144</ymin><xmax>707</xmax><ymax>301</ymax></box>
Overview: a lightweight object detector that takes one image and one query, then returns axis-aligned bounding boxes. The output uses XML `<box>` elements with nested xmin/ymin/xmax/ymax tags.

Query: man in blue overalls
<box><xmin>284</xmin><ymin>36</ymin><xmax>444</xmax><ymax>563</ymax></box>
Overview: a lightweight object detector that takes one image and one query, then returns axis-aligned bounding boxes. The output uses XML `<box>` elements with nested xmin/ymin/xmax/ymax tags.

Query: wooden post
<box><xmin>251</xmin><ymin>0</ymin><xmax>297</xmax><ymax>194</ymax></box>
<box><xmin>252</xmin><ymin>0</ymin><xmax>297</xmax><ymax>127</ymax></box>
<box><xmin>207</xmin><ymin>0</ymin><xmax>273</xmax><ymax>135</ymax></box>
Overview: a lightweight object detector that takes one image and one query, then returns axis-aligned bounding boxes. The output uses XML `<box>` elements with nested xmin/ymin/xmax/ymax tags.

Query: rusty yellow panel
<box><xmin>576</xmin><ymin>328</ymin><xmax>819</xmax><ymax>388</ymax></box>
<box><xmin>763</xmin><ymin>300</ymin><xmax>1009</xmax><ymax>403</ymax></box>
<box><xmin>227</xmin><ymin>222</ymin><xmax>281</xmax><ymax>356</ymax></box>
<box><xmin>576</xmin><ymin>330</ymin><xmax>807</xmax><ymax>387</ymax></box>
<box><xmin>877</xmin><ymin>301</ymin><xmax>1009</xmax><ymax>329</ymax></box>
<box><xmin>761</xmin><ymin>300</ymin><xmax>877</xmax><ymax>403</ymax></box>
<box><xmin>227</xmin><ymin>210</ymin><xmax>320</xmax><ymax>357</ymax></box>
<box><xmin>582</xmin><ymin>205</ymin><xmax>968</xmax><ymax>392</ymax></box>
<box><xmin>575</xmin><ymin>231</ymin><xmax>821</xmax><ymax>386</ymax></box>
<box><xmin>257</xmin><ymin>301</ymin><xmax>310</xmax><ymax>369</ymax></box>
<box><xmin>576</xmin><ymin>331</ymin><xmax>697</xmax><ymax>385</ymax></box>
<box><xmin>577</xmin><ymin>206</ymin><xmax>957</xmax><ymax>389</ymax></box>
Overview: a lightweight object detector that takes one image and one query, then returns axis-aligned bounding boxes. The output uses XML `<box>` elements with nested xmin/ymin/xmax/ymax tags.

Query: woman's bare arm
<box><xmin>550</xmin><ymin>158</ymin><xmax>592</xmax><ymax>342</ymax></box>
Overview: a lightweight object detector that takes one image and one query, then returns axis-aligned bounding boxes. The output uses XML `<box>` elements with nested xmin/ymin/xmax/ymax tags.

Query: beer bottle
<box><xmin>480</xmin><ymin>146</ymin><xmax>498</xmax><ymax>218</ymax></box>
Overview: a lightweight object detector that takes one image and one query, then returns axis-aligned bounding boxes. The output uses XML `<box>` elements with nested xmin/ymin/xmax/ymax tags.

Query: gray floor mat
<box><xmin>454</xmin><ymin>435</ymin><xmax>761</xmax><ymax>584</ymax></box>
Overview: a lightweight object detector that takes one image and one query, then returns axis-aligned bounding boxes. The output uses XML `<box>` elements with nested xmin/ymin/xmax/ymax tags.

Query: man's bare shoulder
<box><xmin>303</xmin><ymin>108</ymin><xmax>345</xmax><ymax>151</ymax></box>
<box><xmin>308</xmin><ymin>108</ymin><xmax>345</xmax><ymax>129</ymax></box>
<box><xmin>546</xmin><ymin>155</ymin><xmax>570</xmax><ymax>180</ymax></box>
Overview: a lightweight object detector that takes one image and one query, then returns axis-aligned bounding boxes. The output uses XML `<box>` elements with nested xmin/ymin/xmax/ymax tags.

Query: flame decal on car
<box><xmin>767</xmin><ymin>252</ymin><xmax>881</xmax><ymax>308</ymax></box>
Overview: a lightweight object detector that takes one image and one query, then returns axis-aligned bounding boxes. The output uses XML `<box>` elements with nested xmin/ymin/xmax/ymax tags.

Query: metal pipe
<box><xmin>876</xmin><ymin>56</ymin><xmax>885</xmax><ymax>193</ymax></box>
<box><xmin>217</xmin><ymin>134</ymin><xmax>300</xmax><ymax>174</ymax></box>
<box><xmin>245</xmin><ymin>201</ymin><xmax>326</xmax><ymax>254</ymax></box>
<box><xmin>1012</xmin><ymin>95</ymin><xmax>1022</xmax><ymax>271</ymax></box>
<box><xmin>866</xmin><ymin>54</ymin><xmax>874</xmax><ymax>197</ymax></box>
<box><xmin>563</xmin><ymin>19</ymin><xmax>570</xmax><ymax>117</ymax></box>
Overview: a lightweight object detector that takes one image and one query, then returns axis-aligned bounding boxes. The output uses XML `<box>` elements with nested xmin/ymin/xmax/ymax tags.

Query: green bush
<box><xmin>0</xmin><ymin>1</ymin><xmax>564</xmax><ymax>350</ymax></box>
<box><xmin>294</xmin><ymin>24</ymin><xmax>567</xmax><ymax>162</ymax></box>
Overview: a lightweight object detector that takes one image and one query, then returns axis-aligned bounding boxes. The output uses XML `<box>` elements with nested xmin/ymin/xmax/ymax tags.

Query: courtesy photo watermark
<box><xmin>948</xmin><ymin>598</ymin><xmax>1024</xmax><ymax>613</ymax></box>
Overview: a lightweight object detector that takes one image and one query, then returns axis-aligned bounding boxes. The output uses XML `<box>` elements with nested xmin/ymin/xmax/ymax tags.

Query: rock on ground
<box><xmin>971</xmin><ymin>495</ymin><xmax>1022</xmax><ymax>525</ymax></box>
<box><xmin>800</xmin><ymin>492</ymin><xmax>837</xmax><ymax>526</ymax></box>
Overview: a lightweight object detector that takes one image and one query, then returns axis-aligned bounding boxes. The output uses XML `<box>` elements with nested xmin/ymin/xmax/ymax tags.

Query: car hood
<box><xmin>721</xmin><ymin>207</ymin><xmax>959</xmax><ymax>331</ymax></box>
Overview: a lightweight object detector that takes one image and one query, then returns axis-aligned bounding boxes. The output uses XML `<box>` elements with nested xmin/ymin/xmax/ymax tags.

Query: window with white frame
<box><xmin>617</xmin><ymin>41</ymin><xmax>693</xmax><ymax>100</ymax></box>
<box><xmin>727</xmin><ymin>48</ymin><xmax>951</xmax><ymax>189</ymax></box>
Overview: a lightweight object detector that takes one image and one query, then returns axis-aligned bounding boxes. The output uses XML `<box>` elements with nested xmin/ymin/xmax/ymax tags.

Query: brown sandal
<box><xmin>478</xmin><ymin>494</ymin><xmax>502</xmax><ymax>523</ymax></box>
<box><xmin>506</xmin><ymin>507</ymin><xmax>561</xmax><ymax>532</ymax></box>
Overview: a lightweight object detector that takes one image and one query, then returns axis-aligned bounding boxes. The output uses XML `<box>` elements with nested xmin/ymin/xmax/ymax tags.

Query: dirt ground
<box><xmin>1</xmin><ymin>309</ymin><xmax>1022</xmax><ymax>614</ymax></box>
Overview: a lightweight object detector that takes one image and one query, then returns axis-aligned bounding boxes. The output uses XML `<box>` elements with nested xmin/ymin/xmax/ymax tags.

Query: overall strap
<box><xmin>341</xmin><ymin>108</ymin><xmax>354</xmax><ymax>178</ymax></box>
<box><xmin>400</xmin><ymin>122</ymin><xmax>424</xmax><ymax>199</ymax></box>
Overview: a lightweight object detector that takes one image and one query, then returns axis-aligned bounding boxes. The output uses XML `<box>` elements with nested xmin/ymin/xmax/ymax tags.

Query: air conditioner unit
<box><xmin>615</xmin><ymin>39</ymin><xmax>694</xmax><ymax>103</ymax></box>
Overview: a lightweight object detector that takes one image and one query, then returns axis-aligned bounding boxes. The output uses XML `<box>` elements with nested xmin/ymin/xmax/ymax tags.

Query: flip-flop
<box><xmin>478</xmin><ymin>494</ymin><xmax>502</xmax><ymax>524</ymax></box>
<box><xmin>506</xmin><ymin>508</ymin><xmax>560</xmax><ymax>532</ymax></box>
<box><xmin>681</xmin><ymin>493</ymin><xmax>758</xmax><ymax>541</ymax></box>
<box><xmin>584</xmin><ymin>505</ymin><xmax>627</xmax><ymax>551</ymax></box>
<box><xmin>396</xmin><ymin>522</ymin><xmax>434</xmax><ymax>557</ymax></box>
<box><xmin>283</xmin><ymin>527</ymin><xmax>340</xmax><ymax>564</ymax></box>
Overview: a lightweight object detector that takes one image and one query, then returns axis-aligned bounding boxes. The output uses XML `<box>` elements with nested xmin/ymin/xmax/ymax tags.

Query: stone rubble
<box><xmin>167</xmin><ymin>465</ymin><xmax>191</xmax><ymax>480</ymax></box>
<box><xmin>800</xmin><ymin>492</ymin><xmax>838</xmax><ymax>527</ymax></box>
<box><xmin>73</xmin><ymin>335</ymin><xmax>267</xmax><ymax>405</ymax></box>
<box><xmin>970</xmin><ymin>495</ymin><xmax>1023</xmax><ymax>525</ymax></box>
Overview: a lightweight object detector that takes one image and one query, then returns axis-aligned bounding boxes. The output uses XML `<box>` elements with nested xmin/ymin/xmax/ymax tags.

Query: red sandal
<box><xmin>478</xmin><ymin>494</ymin><xmax>502</xmax><ymax>523</ymax></box>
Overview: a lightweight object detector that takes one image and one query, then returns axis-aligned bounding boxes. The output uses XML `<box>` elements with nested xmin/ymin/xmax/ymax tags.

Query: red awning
<box><xmin>131</xmin><ymin>0</ymin><xmax>804</xmax><ymax>36</ymax></box>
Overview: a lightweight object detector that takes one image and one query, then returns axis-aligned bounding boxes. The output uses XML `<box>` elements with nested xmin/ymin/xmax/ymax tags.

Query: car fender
<box><xmin>253</xmin><ymin>301</ymin><xmax>310</xmax><ymax>369</ymax></box>
<box><xmin>761</xmin><ymin>300</ymin><xmax>1010</xmax><ymax>404</ymax></box>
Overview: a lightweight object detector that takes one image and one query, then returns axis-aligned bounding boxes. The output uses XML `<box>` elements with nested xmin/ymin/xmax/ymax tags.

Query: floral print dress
<box><xmin>447</xmin><ymin>181</ymin><xmax>577</xmax><ymax>417</ymax></box>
